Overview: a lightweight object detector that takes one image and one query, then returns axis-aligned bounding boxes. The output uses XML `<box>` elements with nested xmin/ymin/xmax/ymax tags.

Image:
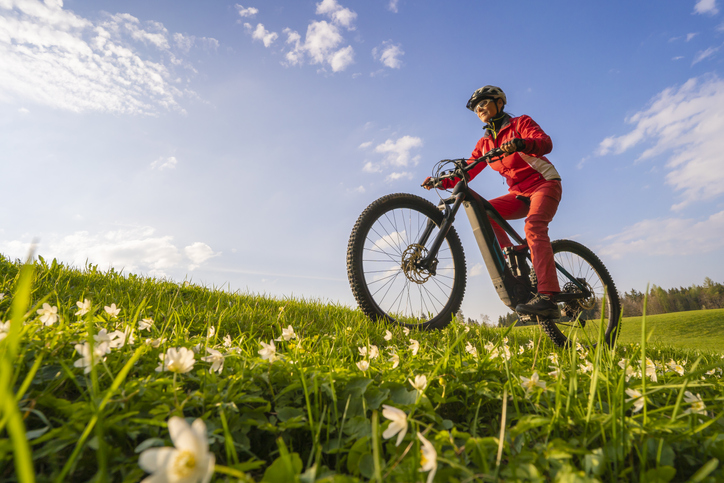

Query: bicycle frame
<box><xmin>416</xmin><ymin>179</ymin><xmax>590</xmax><ymax>311</ymax></box>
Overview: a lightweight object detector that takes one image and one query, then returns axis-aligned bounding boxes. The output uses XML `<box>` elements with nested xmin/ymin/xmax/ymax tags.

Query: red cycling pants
<box><xmin>488</xmin><ymin>180</ymin><xmax>562</xmax><ymax>294</ymax></box>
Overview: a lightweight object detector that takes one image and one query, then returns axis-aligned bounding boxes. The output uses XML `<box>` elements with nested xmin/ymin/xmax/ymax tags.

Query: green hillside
<box><xmin>2</xmin><ymin>255</ymin><xmax>724</xmax><ymax>482</ymax></box>
<box><xmin>616</xmin><ymin>309</ymin><xmax>724</xmax><ymax>352</ymax></box>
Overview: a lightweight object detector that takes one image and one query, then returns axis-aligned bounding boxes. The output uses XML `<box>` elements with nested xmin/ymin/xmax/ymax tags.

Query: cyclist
<box><xmin>423</xmin><ymin>85</ymin><xmax>562</xmax><ymax>319</ymax></box>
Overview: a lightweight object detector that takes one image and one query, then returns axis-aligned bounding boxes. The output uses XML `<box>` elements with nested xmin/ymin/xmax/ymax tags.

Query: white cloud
<box><xmin>694</xmin><ymin>0</ymin><xmax>718</xmax><ymax>15</ymax></box>
<box><xmin>1</xmin><ymin>227</ymin><xmax>218</xmax><ymax>277</ymax></box>
<box><xmin>358</xmin><ymin>141</ymin><xmax>373</xmax><ymax>149</ymax></box>
<box><xmin>244</xmin><ymin>22</ymin><xmax>278</xmax><ymax>47</ymax></box>
<box><xmin>315</xmin><ymin>0</ymin><xmax>357</xmax><ymax>29</ymax></box>
<box><xmin>284</xmin><ymin>21</ymin><xmax>354</xmax><ymax>72</ymax></box>
<box><xmin>0</xmin><ymin>0</ymin><xmax>198</xmax><ymax>114</ymax></box>
<box><xmin>686</xmin><ymin>32</ymin><xmax>699</xmax><ymax>41</ymax></box>
<box><xmin>235</xmin><ymin>4</ymin><xmax>259</xmax><ymax>18</ymax></box>
<box><xmin>388</xmin><ymin>0</ymin><xmax>400</xmax><ymax>13</ymax></box>
<box><xmin>692</xmin><ymin>46</ymin><xmax>719</xmax><ymax>64</ymax></box>
<box><xmin>374</xmin><ymin>135</ymin><xmax>423</xmax><ymax>167</ymax></box>
<box><xmin>599</xmin><ymin>211</ymin><xmax>724</xmax><ymax>259</ymax></box>
<box><xmin>596</xmin><ymin>75</ymin><xmax>724</xmax><ymax>209</ymax></box>
<box><xmin>386</xmin><ymin>172</ymin><xmax>412</xmax><ymax>182</ymax></box>
<box><xmin>469</xmin><ymin>263</ymin><xmax>484</xmax><ymax>277</ymax></box>
<box><xmin>373</xmin><ymin>41</ymin><xmax>404</xmax><ymax>69</ymax></box>
<box><xmin>184</xmin><ymin>242</ymin><xmax>221</xmax><ymax>270</ymax></box>
<box><xmin>150</xmin><ymin>156</ymin><xmax>178</xmax><ymax>170</ymax></box>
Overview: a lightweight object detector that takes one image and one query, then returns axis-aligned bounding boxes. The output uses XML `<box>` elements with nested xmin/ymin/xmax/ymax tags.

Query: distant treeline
<box><xmin>621</xmin><ymin>277</ymin><xmax>724</xmax><ymax>316</ymax></box>
<box><xmin>496</xmin><ymin>277</ymin><xmax>724</xmax><ymax>327</ymax></box>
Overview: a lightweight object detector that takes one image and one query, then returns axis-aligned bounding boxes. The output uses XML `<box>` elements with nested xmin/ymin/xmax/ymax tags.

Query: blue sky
<box><xmin>2</xmin><ymin>0</ymin><xmax>724</xmax><ymax>323</ymax></box>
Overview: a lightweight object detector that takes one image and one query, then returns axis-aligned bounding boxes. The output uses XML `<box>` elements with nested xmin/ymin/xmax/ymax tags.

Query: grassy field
<box><xmin>616</xmin><ymin>309</ymin><xmax>724</xmax><ymax>353</ymax></box>
<box><xmin>1</xmin><ymin>255</ymin><xmax>723</xmax><ymax>482</ymax></box>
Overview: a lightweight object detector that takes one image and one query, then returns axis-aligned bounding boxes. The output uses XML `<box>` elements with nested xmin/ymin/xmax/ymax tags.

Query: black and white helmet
<box><xmin>466</xmin><ymin>85</ymin><xmax>507</xmax><ymax>111</ymax></box>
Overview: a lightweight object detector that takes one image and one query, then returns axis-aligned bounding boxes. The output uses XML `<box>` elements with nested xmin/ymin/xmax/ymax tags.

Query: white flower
<box><xmin>0</xmin><ymin>321</ymin><xmax>10</xmax><ymax>341</ymax></box>
<box><xmin>683</xmin><ymin>391</ymin><xmax>707</xmax><ymax>416</ymax></box>
<box><xmin>356</xmin><ymin>360</ymin><xmax>369</xmax><ymax>371</ymax></box>
<box><xmin>382</xmin><ymin>405</ymin><xmax>408</xmax><ymax>446</ymax></box>
<box><xmin>417</xmin><ymin>432</ymin><xmax>438</xmax><ymax>483</ymax></box>
<box><xmin>139</xmin><ymin>318</ymin><xmax>154</xmax><ymax>331</ymax></box>
<box><xmin>37</xmin><ymin>303</ymin><xmax>58</xmax><ymax>326</ymax></box>
<box><xmin>503</xmin><ymin>337</ymin><xmax>509</xmax><ymax>345</ymax></box>
<box><xmin>279</xmin><ymin>325</ymin><xmax>297</xmax><ymax>341</ymax></box>
<box><xmin>389</xmin><ymin>352</ymin><xmax>400</xmax><ymax>369</ymax></box>
<box><xmin>75</xmin><ymin>299</ymin><xmax>91</xmax><ymax>316</ymax></box>
<box><xmin>666</xmin><ymin>359</ymin><xmax>685</xmax><ymax>376</ymax></box>
<box><xmin>156</xmin><ymin>347</ymin><xmax>196</xmax><ymax>374</ymax></box>
<box><xmin>409</xmin><ymin>339</ymin><xmax>420</xmax><ymax>355</ymax></box>
<box><xmin>527</xmin><ymin>340</ymin><xmax>534</xmax><ymax>350</ymax></box>
<box><xmin>223</xmin><ymin>334</ymin><xmax>232</xmax><ymax>348</ymax></box>
<box><xmin>403</xmin><ymin>327</ymin><xmax>410</xmax><ymax>336</ymax></box>
<box><xmin>368</xmin><ymin>344</ymin><xmax>379</xmax><ymax>359</ymax></box>
<box><xmin>0</xmin><ymin>293</ymin><xmax>4</xmax><ymax>300</ymax></box>
<box><xmin>73</xmin><ymin>341</ymin><xmax>108</xmax><ymax>374</ymax></box>
<box><xmin>358</xmin><ymin>346</ymin><xmax>368</xmax><ymax>358</ymax></box>
<box><xmin>409</xmin><ymin>374</ymin><xmax>427</xmax><ymax>393</ymax></box>
<box><xmin>644</xmin><ymin>358</ymin><xmax>658</xmax><ymax>382</ymax></box>
<box><xmin>549</xmin><ymin>353</ymin><xmax>560</xmax><ymax>366</ymax></box>
<box><xmin>258</xmin><ymin>340</ymin><xmax>279</xmax><ymax>362</ymax></box>
<box><xmin>484</xmin><ymin>341</ymin><xmax>495</xmax><ymax>352</ymax></box>
<box><xmin>548</xmin><ymin>366</ymin><xmax>564</xmax><ymax>379</ymax></box>
<box><xmin>138</xmin><ymin>416</ymin><xmax>215</xmax><ymax>483</ymax></box>
<box><xmin>384</xmin><ymin>330</ymin><xmax>393</xmax><ymax>341</ymax></box>
<box><xmin>201</xmin><ymin>348</ymin><xmax>225</xmax><ymax>374</ymax></box>
<box><xmin>104</xmin><ymin>303</ymin><xmax>121</xmax><ymax>318</ymax></box>
<box><xmin>499</xmin><ymin>345</ymin><xmax>512</xmax><ymax>361</ymax></box>
<box><xmin>207</xmin><ymin>326</ymin><xmax>216</xmax><ymax>338</ymax></box>
<box><xmin>625</xmin><ymin>388</ymin><xmax>644</xmax><ymax>413</ymax></box>
<box><xmin>465</xmin><ymin>341</ymin><xmax>478</xmax><ymax>358</ymax></box>
<box><xmin>464</xmin><ymin>325</ymin><xmax>470</xmax><ymax>333</ymax></box>
<box><xmin>579</xmin><ymin>361</ymin><xmax>594</xmax><ymax>374</ymax></box>
<box><xmin>520</xmin><ymin>372</ymin><xmax>546</xmax><ymax>397</ymax></box>
<box><xmin>146</xmin><ymin>337</ymin><xmax>167</xmax><ymax>348</ymax></box>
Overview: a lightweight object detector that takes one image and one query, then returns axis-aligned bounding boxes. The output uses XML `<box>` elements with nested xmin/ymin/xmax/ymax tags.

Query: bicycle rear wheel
<box><xmin>346</xmin><ymin>193</ymin><xmax>466</xmax><ymax>330</ymax></box>
<box><xmin>538</xmin><ymin>239</ymin><xmax>621</xmax><ymax>348</ymax></box>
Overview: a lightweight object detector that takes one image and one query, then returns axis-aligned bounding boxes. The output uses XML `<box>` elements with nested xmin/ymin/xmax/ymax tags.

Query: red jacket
<box><xmin>443</xmin><ymin>114</ymin><xmax>560</xmax><ymax>196</ymax></box>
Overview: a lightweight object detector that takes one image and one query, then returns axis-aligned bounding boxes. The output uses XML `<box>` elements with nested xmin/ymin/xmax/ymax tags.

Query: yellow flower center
<box><xmin>172</xmin><ymin>450</ymin><xmax>197</xmax><ymax>478</ymax></box>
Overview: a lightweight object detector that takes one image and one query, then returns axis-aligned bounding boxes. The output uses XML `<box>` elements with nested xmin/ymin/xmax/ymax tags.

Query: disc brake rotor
<box><xmin>401</xmin><ymin>244</ymin><xmax>432</xmax><ymax>284</ymax></box>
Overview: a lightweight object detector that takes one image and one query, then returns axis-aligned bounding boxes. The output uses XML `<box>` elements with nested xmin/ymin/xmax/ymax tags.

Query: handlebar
<box><xmin>424</xmin><ymin>147</ymin><xmax>506</xmax><ymax>189</ymax></box>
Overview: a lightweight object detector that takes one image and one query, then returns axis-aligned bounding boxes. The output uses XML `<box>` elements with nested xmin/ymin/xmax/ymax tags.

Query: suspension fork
<box><xmin>415</xmin><ymin>193</ymin><xmax>464</xmax><ymax>271</ymax></box>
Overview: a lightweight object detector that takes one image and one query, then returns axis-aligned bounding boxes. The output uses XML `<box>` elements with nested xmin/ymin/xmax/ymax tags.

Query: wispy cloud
<box><xmin>0</xmin><ymin>0</ymin><xmax>213</xmax><ymax>114</ymax></box>
<box><xmin>596</xmin><ymin>75</ymin><xmax>724</xmax><ymax>210</ymax></box>
<box><xmin>693</xmin><ymin>0</ymin><xmax>719</xmax><ymax>15</ymax></box>
<box><xmin>692</xmin><ymin>46</ymin><xmax>719</xmax><ymax>64</ymax></box>
<box><xmin>2</xmin><ymin>227</ymin><xmax>221</xmax><ymax>276</ymax></box>
<box><xmin>599</xmin><ymin>211</ymin><xmax>724</xmax><ymax>259</ymax></box>
<box><xmin>235</xmin><ymin>4</ymin><xmax>259</xmax><ymax>18</ymax></box>
<box><xmin>388</xmin><ymin>0</ymin><xmax>400</xmax><ymax>13</ymax></box>
<box><xmin>150</xmin><ymin>156</ymin><xmax>178</xmax><ymax>170</ymax></box>
<box><xmin>360</xmin><ymin>135</ymin><xmax>423</xmax><ymax>181</ymax></box>
<box><xmin>373</xmin><ymin>41</ymin><xmax>404</xmax><ymax>69</ymax></box>
<box><xmin>244</xmin><ymin>22</ymin><xmax>278</xmax><ymax>47</ymax></box>
<box><xmin>242</xmin><ymin>1</ymin><xmax>356</xmax><ymax>73</ymax></box>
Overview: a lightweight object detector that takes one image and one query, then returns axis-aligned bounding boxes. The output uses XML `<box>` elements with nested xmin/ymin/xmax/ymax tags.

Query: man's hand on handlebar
<box><xmin>501</xmin><ymin>138</ymin><xmax>526</xmax><ymax>154</ymax></box>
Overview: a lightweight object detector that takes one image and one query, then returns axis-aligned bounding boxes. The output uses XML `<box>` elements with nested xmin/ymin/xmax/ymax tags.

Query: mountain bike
<box><xmin>346</xmin><ymin>147</ymin><xmax>621</xmax><ymax>348</ymax></box>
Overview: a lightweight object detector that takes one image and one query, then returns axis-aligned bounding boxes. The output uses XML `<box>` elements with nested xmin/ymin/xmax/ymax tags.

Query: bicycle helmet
<box><xmin>466</xmin><ymin>85</ymin><xmax>507</xmax><ymax>112</ymax></box>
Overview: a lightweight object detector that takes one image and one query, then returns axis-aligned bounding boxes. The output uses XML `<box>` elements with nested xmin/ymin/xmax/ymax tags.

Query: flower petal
<box><xmin>138</xmin><ymin>447</ymin><xmax>176</xmax><ymax>473</ymax></box>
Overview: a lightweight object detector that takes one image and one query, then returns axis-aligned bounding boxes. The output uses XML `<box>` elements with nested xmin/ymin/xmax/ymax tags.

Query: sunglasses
<box><xmin>474</xmin><ymin>98</ymin><xmax>494</xmax><ymax>113</ymax></box>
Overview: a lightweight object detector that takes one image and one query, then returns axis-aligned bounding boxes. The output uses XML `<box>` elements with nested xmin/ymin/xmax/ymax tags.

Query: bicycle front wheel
<box><xmin>539</xmin><ymin>239</ymin><xmax>621</xmax><ymax>348</ymax></box>
<box><xmin>346</xmin><ymin>193</ymin><xmax>466</xmax><ymax>330</ymax></box>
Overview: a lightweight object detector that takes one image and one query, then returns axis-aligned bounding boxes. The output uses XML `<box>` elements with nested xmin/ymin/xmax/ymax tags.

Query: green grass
<box><xmin>617</xmin><ymin>309</ymin><xmax>724</xmax><ymax>352</ymax></box>
<box><xmin>1</xmin><ymin>254</ymin><xmax>724</xmax><ymax>482</ymax></box>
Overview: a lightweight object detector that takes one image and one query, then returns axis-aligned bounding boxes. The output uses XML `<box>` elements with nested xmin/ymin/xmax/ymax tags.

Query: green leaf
<box><xmin>346</xmin><ymin>436</ymin><xmax>369</xmax><ymax>475</ymax></box>
<box><xmin>261</xmin><ymin>451</ymin><xmax>302</xmax><ymax>482</ymax></box>
<box><xmin>643</xmin><ymin>466</ymin><xmax>676</xmax><ymax>483</ymax></box>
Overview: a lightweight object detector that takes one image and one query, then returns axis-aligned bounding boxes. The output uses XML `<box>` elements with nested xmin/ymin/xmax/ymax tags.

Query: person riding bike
<box><xmin>423</xmin><ymin>85</ymin><xmax>562</xmax><ymax>319</ymax></box>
